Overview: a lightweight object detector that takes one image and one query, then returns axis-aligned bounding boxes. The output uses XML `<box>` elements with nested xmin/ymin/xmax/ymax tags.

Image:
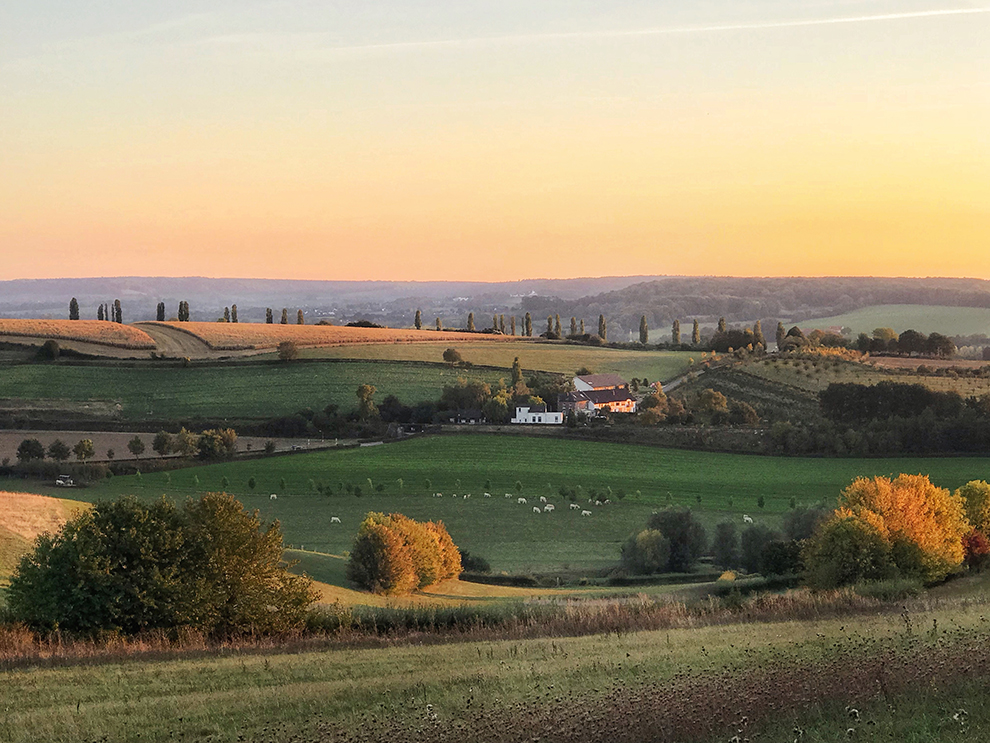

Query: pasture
<box><xmin>288</xmin><ymin>341</ymin><xmax>695</xmax><ymax>383</ymax></box>
<box><xmin>46</xmin><ymin>435</ymin><xmax>990</xmax><ymax>573</ymax></box>
<box><xmin>0</xmin><ymin>360</ymin><xmax>505</xmax><ymax>421</ymax></box>
<box><xmin>799</xmin><ymin>304</ymin><xmax>990</xmax><ymax>336</ymax></box>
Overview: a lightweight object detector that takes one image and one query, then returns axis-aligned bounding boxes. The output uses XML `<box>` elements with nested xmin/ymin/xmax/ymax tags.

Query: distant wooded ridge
<box><xmin>2</xmin><ymin>275</ymin><xmax>990</xmax><ymax>331</ymax></box>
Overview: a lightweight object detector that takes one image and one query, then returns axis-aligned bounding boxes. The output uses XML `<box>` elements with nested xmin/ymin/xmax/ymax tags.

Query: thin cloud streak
<box><xmin>314</xmin><ymin>7</ymin><xmax>990</xmax><ymax>55</ymax></box>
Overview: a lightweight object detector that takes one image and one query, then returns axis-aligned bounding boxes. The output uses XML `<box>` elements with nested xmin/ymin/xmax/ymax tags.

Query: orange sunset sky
<box><xmin>1</xmin><ymin>2</ymin><xmax>988</xmax><ymax>282</ymax></box>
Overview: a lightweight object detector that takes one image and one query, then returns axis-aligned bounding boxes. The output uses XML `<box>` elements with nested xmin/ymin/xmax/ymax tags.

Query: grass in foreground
<box><xmin>2</xmin><ymin>588</ymin><xmax>987</xmax><ymax>743</ymax></box>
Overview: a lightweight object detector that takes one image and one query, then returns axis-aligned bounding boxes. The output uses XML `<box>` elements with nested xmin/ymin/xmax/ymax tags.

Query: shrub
<box><xmin>646</xmin><ymin>509</ymin><xmax>707</xmax><ymax>572</ymax></box>
<box><xmin>620</xmin><ymin>529</ymin><xmax>671</xmax><ymax>574</ymax></box>
<box><xmin>277</xmin><ymin>340</ymin><xmax>298</xmax><ymax>361</ymax></box>
<box><xmin>783</xmin><ymin>505</ymin><xmax>830</xmax><ymax>541</ymax></box>
<box><xmin>760</xmin><ymin>539</ymin><xmax>804</xmax><ymax>576</ymax></box>
<box><xmin>963</xmin><ymin>529</ymin><xmax>990</xmax><ymax>570</ymax></box>
<box><xmin>460</xmin><ymin>551</ymin><xmax>491</xmax><ymax>574</ymax></box>
<box><xmin>7</xmin><ymin>493</ymin><xmax>315</xmax><ymax>637</ymax></box>
<box><xmin>956</xmin><ymin>480</ymin><xmax>990</xmax><ymax>535</ymax></box>
<box><xmin>740</xmin><ymin>524</ymin><xmax>779</xmax><ymax>573</ymax></box>
<box><xmin>803</xmin><ymin>515</ymin><xmax>897</xmax><ymax>589</ymax></box>
<box><xmin>712</xmin><ymin>522</ymin><xmax>739</xmax><ymax>569</ymax></box>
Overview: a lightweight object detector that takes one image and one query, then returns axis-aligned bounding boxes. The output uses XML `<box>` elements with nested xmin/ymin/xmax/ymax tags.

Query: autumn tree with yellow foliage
<box><xmin>805</xmin><ymin>474</ymin><xmax>970</xmax><ymax>587</ymax></box>
<box><xmin>346</xmin><ymin>513</ymin><xmax>461</xmax><ymax>595</ymax></box>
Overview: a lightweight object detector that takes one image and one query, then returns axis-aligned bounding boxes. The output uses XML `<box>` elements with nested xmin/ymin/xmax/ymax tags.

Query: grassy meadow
<box><xmin>799</xmin><ymin>304</ymin><xmax>990</xmax><ymax>336</ymax></box>
<box><xmin>0</xmin><ymin>360</ymin><xmax>506</xmax><ymax>421</ymax></box>
<box><xmin>20</xmin><ymin>435</ymin><xmax>990</xmax><ymax>574</ymax></box>
<box><xmin>2</xmin><ymin>588</ymin><xmax>987</xmax><ymax>743</ymax></box>
<box><xmin>284</xmin><ymin>341</ymin><xmax>694</xmax><ymax>382</ymax></box>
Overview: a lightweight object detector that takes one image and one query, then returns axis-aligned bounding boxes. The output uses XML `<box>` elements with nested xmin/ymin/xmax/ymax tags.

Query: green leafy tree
<box><xmin>17</xmin><ymin>439</ymin><xmax>45</xmax><ymax>462</ymax></box>
<box><xmin>156</xmin><ymin>302</ymin><xmax>166</xmax><ymax>321</ymax></box>
<box><xmin>73</xmin><ymin>439</ymin><xmax>95</xmax><ymax>462</ymax></box>
<box><xmin>692</xmin><ymin>319</ymin><xmax>701</xmax><ymax>345</ymax></box>
<box><xmin>646</xmin><ymin>509</ymin><xmax>707</xmax><ymax>572</ymax></box>
<box><xmin>442</xmin><ymin>347</ymin><xmax>463</xmax><ymax>365</ymax></box>
<box><xmin>740</xmin><ymin>523</ymin><xmax>779</xmax><ymax>573</ymax></box>
<box><xmin>125</xmin><ymin>436</ymin><xmax>145</xmax><ymax>459</ymax></box>
<box><xmin>153</xmin><ymin>431</ymin><xmax>172</xmax><ymax>458</ymax></box>
<box><xmin>356</xmin><ymin>384</ymin><xmax>379</xmax><ymax>420</ymax></box>
<box><xmin>712</xmin><ymin>522</ymin><xmax>739</xmax><ymax>569</ymax></box>
<box><xmin>106</xmin><ymin>448</ymin><xmax>115</xmax><ymax>461</ymax></box>
<box><xmin>803</xmin><ymin>516</ymin><xmax>895</xmax><ymax>588</ymax></box>
<box><xmin>620</xmin><ymin>529</ymin><xmax>670</xmax><ymax>575</ymax></box>
<box><xmin>247</xmin><ymin>476</ymin><xmax>256</xmax><ymax>491</ymax></box>
<box><xmin>172</xmin><ymin>428</ymin><xmax>199</xmax><ymax>458</ymax></box>
<box><xmin>511</xmin><ymin>356</ymin><xmax>523</xmax><ymax>386</ymax></box>
<box><xmin>414</xmin><ymin>309</ymin><xmax>422</xmax><ymax>330</ymax></box>
<box><xmin>346</xmin><ymin>517</ymin><xmax>417</xmax><ymax>595</ymax></box>
<box><xmin>113</xmin><ymin>299</ymin><xmax>122</xmax><ymax>323</ymax></box>
<box><xmin>97</xmin><ymin>304</ymin><xmax>104</xmax><ymax>321</ymax></box>
<box><xmin>231</xmin><ymin>304</ymin><xmax>238</xmax><ymax>323</ymax></box>
<box><xmin>957</xmin><ymin>480</ymin><xmax>990</xmax><ymax>535</ymax></box>
<box><xmin>570</xmin><ymin>317</ymin><xmax>578</xmax><ymax>336</ymax></box>
<box><xmin>672</xmin><ymin>319</ymin><xmax>680</xmax><ymax>345</ymax></box>
<box><xmin>266</xmin><ymin>308</ymin><xmax>274</xmax><ymax>324</ymax></box>
<box><xmin>277</xmin><ymin>340</ymin><xmax>298</xmax><ymax>361</ymax></box>
<box><xmin>639</xmin><ymin>315</ymin><xmax>648</xmax><ymax>345</ymax></box>
<box><xmin>223</xmin><ymin>307</ymin><xmax>230</xmax><ymax>322</ymax></box>
<box><xmin>69</xmin><ymin>298</ymin><xmax>80</xmax><ymax>321</ymax></box>
<box><xmin>197</xmin><ymin>428</ymin><xmax>238</xmax><ymax>460</ymax></box>
<box><xmin>47</xmin><ymin>439</ymin><xmax>71</xmax><ymax>462</ymax></box>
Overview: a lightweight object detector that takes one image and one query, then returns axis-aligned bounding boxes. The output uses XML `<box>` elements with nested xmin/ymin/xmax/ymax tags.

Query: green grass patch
<box><xmin>16</xmin><ymin>435</ymin><xmax>990</xmax><ymax>575</ymax></box>
<box><xmin>800</xmin><ymin>304</ymin><xmax>990</xmax><ymax>336</ymax></box>
<box><xmin>0</xmin><ymin>360</ymin><xmax>504</xmax><ymax>421</ymax></box>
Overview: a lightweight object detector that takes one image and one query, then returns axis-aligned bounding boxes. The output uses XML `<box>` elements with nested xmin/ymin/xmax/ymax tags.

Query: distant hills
<box><xmin>2</xmin><ymin>275</ymin><xmax>990</xmax><ymax>340</ymax></box>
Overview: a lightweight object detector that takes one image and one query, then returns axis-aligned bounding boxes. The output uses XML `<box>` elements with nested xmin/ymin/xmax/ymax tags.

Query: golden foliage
<box><xmin>834</xmin><ymin>474</ymin><xmax>969</xmax><ymax>583</ymax></box>
<box><xmin>956</xmin><ymin>480</ymin><xmax>990</xmax><ymax>536</ymax></box>
<box><xmin>0</xmin><ymin>319</ymin><xmax>155</xmax><ymax>349</ymax></box>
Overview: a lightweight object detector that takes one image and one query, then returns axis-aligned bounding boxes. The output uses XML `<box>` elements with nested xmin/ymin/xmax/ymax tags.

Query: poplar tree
<box><xmin>492</xmin><ymin>314</ymin><xmax>498</xmax><ymax>332</ymax></box>
<box><xmin>69</xmin><ymin>298</ymin><xmax>79</xmax><ymax>320</ymax></box>
<box><xmin>753</xmin><ymin>320</ymin><xmax>765</xmax><ymax>347</ymax></box>
<box><xmin>598</xmin><ymin>315</ymin><xmax>607</xmax><ymax>342</ymax></box>
<box><xmin>499</xmin><ymin>314</ymin><xmax>505</xmax><ymax>333</ymax></box>
<box><xmin>776</xmin><ymin>322</ymin><xmax>786</xmax><ymax>349</ymax></box>
<box><xmin>639</xmin><ymin>316</ymin><xmax>649</xmax><ymax>345</ymax></box>
<box><xmin>467</xmin><ymin>312</ymin><xmax>475</xmax><ymax>332</ymax></box>
<box><xmin>224</xmin><ymin>307</ymin><xmax>231</xmax><ymax>322</ymax></box>
<box><xmin>156</xmin><ymin>302</ymin><xmax>166</xmax><ymax>321</ymax></box>
<box><xmin>414</xmin><ymin>309</ymin><xmax>422</xmax><ymax>330</ymax></box>
<box><xmin>546</xmin><ymin>316</ymin><xmax>553</xmax><ymax>336</ymax></box>
<box><xmin>692</xmin><ymin>319</ymin><xmax>701</xmax><ymax>345</ymax></box>
<box><xmin>280</xmin><ymin>308</ymin><xmax>288</xmax><ymax>324</ymax></box>
<box><xmin>231</xmin><ymin>304</ymin><xmax>238</xmax><ymax>323</ymax></box>
<box><xmin>554</xmin><ymin>314</ymin><xmax>562</xmax><ymax>338</ymax></box>
<box><xmin>672</xmin><ymin>319</ymin><xmax>681</xmax><ymax>345</ymax></box>
<box><xmin>511</xmin><ymin>356</ymin><xmax>523</xmax><ymax>386</ymax></box>
<box><xmin>524</xmin><ymin>313</ymin><xmax>532</xmax><ymax>337</ymax></box>
<box><xmin>717</xmin><ymin>317</ymin><xmax>727</xmax><ymax>334</ymax></box>
<box><xmin>510</xmin><ymin>316</ymin><xmax>516</xmax><ymax>335</ymax></box>
<box><xmin>266</xmin><ymin>308</ymin><xmax>274</xmax><ymax>324</ymax></box>
<box><xmin>436</xmin><ymin>317</ymin><xmax>442</xmax><ymax>331</ymax></box>
<box><xmin>580</xmin><ymin>319</ymin><xmax>585</xmax><ymax>335</ymax></box>
<box><xmin>570</xmin><ymin>317</ymin><xmax>577</xmax><ymax>336</ymax></box>
<box><xmin>297</xmin><ymin>309</ymin><xmax>304</xmax><ymax>325</ymax></box>
<box><xmin>97</xmin><ymin>304</ymin><xmax>104</xmax><ymax>321</ymax></box>
<box><xmin>114</xmin><ymin>300</ymin><xmax>122</xmax><ymax>323</ymax></box>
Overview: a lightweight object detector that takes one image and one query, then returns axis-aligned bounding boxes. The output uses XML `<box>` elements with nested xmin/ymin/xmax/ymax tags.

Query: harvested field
<box><xmin>0</xmin><ymin>320</ymin><xmax>155</xmax><ymax>349</ymax></box>
<box><xmin>0</xmin><ymin>491</ymin><xmax>89</xmax><ymax>583</ymax></box>
<box><xmin>140</xmin><ymin>322</ymin><xmax>522</xmax><ymax>352</ymax></box>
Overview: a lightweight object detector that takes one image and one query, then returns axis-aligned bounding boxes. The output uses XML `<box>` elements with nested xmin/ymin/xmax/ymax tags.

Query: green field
<box><xmin>24</xmin><ymin>435</ymin><xmax>990</xmax><ymax>574</ymax></box>
<box><xmin>800</xmin><ymin>304</ymin><xmax>990</xmax><ymax>336</ymax></box>
<box><xmin>285</xmin><ymin>341</ymin><xmax>694</xmax><ymax>382</ymax></box>
<box><xmin>0</xmin><ymin>360</ymin><xmax>504</xmax><ymax>421</ymax></box>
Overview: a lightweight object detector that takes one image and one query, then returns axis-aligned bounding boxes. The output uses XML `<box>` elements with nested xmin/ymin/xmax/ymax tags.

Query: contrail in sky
<box><xmin>324</xmin><ymin>7</ymin><xmax>990</xmax><ymax>53</ymax></box>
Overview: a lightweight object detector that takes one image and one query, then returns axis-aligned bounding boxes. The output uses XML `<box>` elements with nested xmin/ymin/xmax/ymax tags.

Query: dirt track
<box><xmin>135</xmin><ymin>323</ymin><xmax>216</xmax><ymax>359</ymax></box>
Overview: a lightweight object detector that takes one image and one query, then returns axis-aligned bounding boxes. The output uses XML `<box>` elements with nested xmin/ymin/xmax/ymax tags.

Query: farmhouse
<box><xmin>511</xmin><ymin>403</ymin><xmax>563</xmax><ymax>425</ymax></box>
<box><xmin>560</xmin><ymin>373</ymin><xmax>637</xmax><ymax>415</ymax></box>
<box><xmin>445</xmin><ymin>409</ymin><xmax>486</xmax><ymax>424</ymax></box>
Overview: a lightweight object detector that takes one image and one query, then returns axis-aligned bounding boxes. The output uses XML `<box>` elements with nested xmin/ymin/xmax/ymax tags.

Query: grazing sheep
<box><xmin>518</xmin><ymin>497</ymin><xmax>527</xmax><ymax>504</ymax></box>
<box><xmin>742</xmin><ymin>514</ymin><xmax>754</xmax><ymax>524</ymax></box>
<box><xmin>570</xmin><ymin>503</ymin><xmax>580</xmax><ymax>510</ymax></box>
<box><xmin>463</xmin><ymin>493</ymin><xmax>471</xmax><ymax>499</ymax></box>
<box><xmin>533</xmin><ymin>506</ymin><xmax>542</xmax><ymax>513</ymax></box>
<box><xmin>484</xmin><ymin>492</ymin><xmax>492</xmax><ymax>498</ymax></box>
<box><xmin>505</xmin><ymin>493</ymin><xmax>512</xmax><ymax>498</ymax></box>
<box><xmin>604</xmin><ymin>499</ymin><xmax>611</xmax><ymax>505</ymax></box>
<box><xmin>435</xmin><ymin>492</ymin><xmax>443</xmax><ymax>498</ymax></box>
<box><xmin>330</xmin><ymin>516</ymin><xmax>341</xmax><ymax>524</ymax></box>
<box><xmin>595</xmin><ymin>500</ymin><xmax>602</xmax><ymax>506</ymax></box>
<box><xmin>269</xmin><ymin>493</ymin><xmax>278</xmax><ymax>500</ymax></box>
<box><xmin>581</xmin><ymin>510</ymin><xmax>592</xmax><ymax>517</ymax></box>
<box><xmin>544</xmin><ymin>504</ymin><xmax>555</xmax><ymax>512</ymax></box>
<box><xmin>540</xmin><ymin>496</ymin><xmax>547</xmax><ymax>503</ymax></box>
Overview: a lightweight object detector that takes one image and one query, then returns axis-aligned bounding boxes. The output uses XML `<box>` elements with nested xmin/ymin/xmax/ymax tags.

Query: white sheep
<box><xmin>505</xmin><ymin>493</ymin><xmax>512</xmax><ymax>498</ymax></box>
<box><xmin>570</xmin><ymin>503</ymin><xmax>580</xmax><ymax>510</ymax></box>
<box><xmin>604</xmin><ymin>499</ymin><xmax>611</xmax><ymax>505</ymax></box>
<box><xmin>595</xmin><ymin>500</ymin><xmax>602</xmax><ymax>506</ymax></box>
<box><xmin>540</xmin><ymin>496</ymin><xmax>547</xmax><ymax>503</ymax></box>
<box><xmin>544</xmin><ymin>504</ymin><xmax>555</xmax><ymax>512</ymax></box>
<box><xmin>533</xmin><ymin>506</ymin><xmax>542</xmax><ymax>513</ymax></box>
<box><xmin>330</xmin><ymin>516</ymin><xmax>341</xmax><ymax>524</ymax></box>
<box><xmin>269</xmin><ymin>493</ymin><xmax>278</xmax><ymax>500</ymax></box>
<box><xmin>463</xmin><ymin>493</ymin><xmax>471</xmax><ymax>499</ymax></box>
<box><xmin>742</xmin><ymin>514</ymin><xmax>754</xmax><ymax>524</ymax></box>
<box><xmin>484</xmin><ymin>492</ymin><xmax>492</xmax><ymax>498</ymax></box>
<box><xmin>518</xmin><ymin>497</ymin><xmax>527</xmax><ymax>504</ymax></box>
<box><xmin>581</xmin><ymin>510</ymin><xmax>592</xmax><ymax>517</ymax></box>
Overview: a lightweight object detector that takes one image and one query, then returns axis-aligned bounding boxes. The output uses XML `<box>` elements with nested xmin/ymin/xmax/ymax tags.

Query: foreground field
<box><xmin>0</xmin><ymin>361</ymin><xmax>504</xmax><ymax>421</ymax></box>
<box><xmin>799</xmin><ymin>304</ymin><xmax>990</xmax><ymax>336</ymax></box>
<box><xmin>30</xmin><ymin>435</ymin><xmax>990</xmax><ymax>574</ymax></box>
<box><xmin>3</xmin><ymin>589</ymin><xmax>987</xmax><ymax>743</ymax></box>
<box><xmin>291</xmin><ymin>341</ymin><xmax>694</xmax><ymax>382</ymax></box>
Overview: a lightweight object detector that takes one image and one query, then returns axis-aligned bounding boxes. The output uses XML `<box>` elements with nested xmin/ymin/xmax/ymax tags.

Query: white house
<box><xmin>511</xmin><ymin>404</ymin><xmax>563</xmax><ymax>425</ymax></box>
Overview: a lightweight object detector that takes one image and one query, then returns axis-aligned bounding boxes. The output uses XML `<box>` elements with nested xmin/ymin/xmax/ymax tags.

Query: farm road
<box><xmin>136</xmin><ymin>323</ymin><xmax>217</xmax><ymax>359</ymax></box>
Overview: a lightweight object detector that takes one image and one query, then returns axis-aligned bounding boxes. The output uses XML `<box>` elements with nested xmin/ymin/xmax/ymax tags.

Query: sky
<box><xmin>1</xmin><ymin>1</ymin><xmax>988</xmax><ymax>282</ymax></box>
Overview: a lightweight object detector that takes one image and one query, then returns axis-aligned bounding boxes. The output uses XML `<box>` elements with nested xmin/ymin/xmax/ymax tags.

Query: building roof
<box><xmin>575</xmin><ymin>373</ymin><xmax>627</xmax><ymax>389</ymax></box>
<box><xmin>560</xmin><ymin>389</ymin><xmax>635</xmax><ymax>405</ymax></box>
